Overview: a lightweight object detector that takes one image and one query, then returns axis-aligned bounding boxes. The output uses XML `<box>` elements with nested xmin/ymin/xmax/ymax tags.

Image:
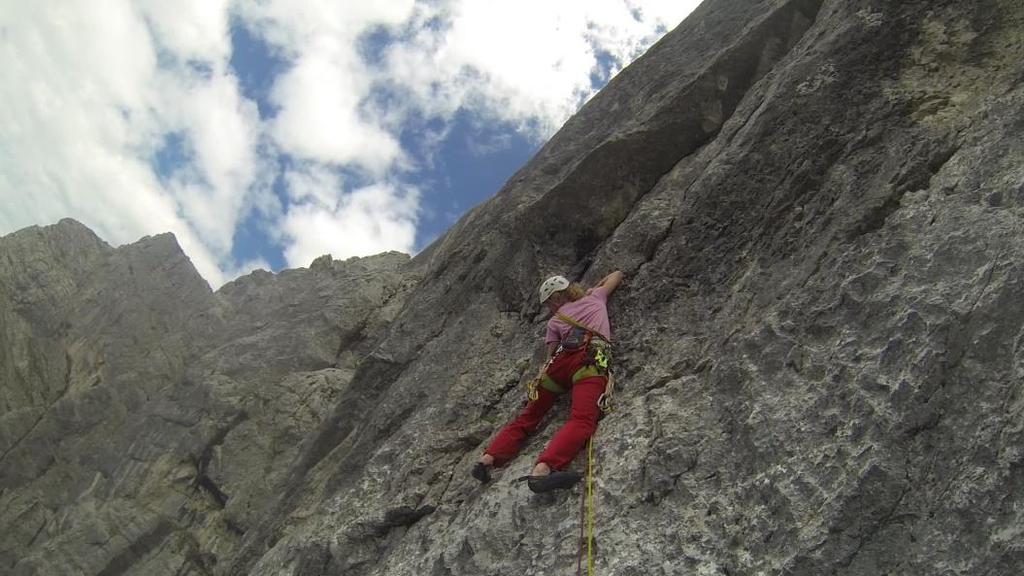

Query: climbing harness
<box><xmin>576</xmin><ymin>435</ymin><xmax>597</xmax><ymax>575</ymax></box>
<box><xmin>528</xmin><ymin>312</ymin><xmax>616</xmax><ymax>413</ymax></box>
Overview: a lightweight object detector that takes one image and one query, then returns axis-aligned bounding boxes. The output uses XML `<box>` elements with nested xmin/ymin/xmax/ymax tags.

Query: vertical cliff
<box><xmin>2</xmin><ymin>0</ymin><xmax>1023</xmax><ymax>574</ymax></box>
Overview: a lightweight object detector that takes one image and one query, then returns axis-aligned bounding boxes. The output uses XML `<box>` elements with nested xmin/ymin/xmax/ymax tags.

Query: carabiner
<box><xmin>527</xmin><ymin>378</ymin><xmax>540</xmax><ymax>402</ymax></box>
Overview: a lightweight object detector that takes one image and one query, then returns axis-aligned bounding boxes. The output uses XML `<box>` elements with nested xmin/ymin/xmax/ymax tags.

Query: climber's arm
<box><xmin>595</xmin><ymin>270</ymin><xmax>624</xmax><ymax>296</ymax></box>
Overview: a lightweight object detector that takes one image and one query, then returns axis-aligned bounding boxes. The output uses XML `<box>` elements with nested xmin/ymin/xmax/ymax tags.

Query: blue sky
<box><xmin>0</xmin><ymin>1</ymin><xmax>700</xmax><ymax>288</ymax></box>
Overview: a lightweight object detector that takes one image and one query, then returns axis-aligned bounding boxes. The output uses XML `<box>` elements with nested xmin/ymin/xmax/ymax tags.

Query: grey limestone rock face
<box><xmin>3</xmin><ymin>0</ymin><xmax>1024</xmax><ymax>574</ymax></box>
<box><xmin>0</xmin><ymin>221</ymin><xmax>417</xmax><ymax>575</ymax></box>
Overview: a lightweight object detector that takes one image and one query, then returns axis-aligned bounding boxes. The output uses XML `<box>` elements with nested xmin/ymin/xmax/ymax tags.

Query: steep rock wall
<box><xmin>228</xmin><ymin>1</ymin><xmax>1024</xmax><ymax>575</ymax></box>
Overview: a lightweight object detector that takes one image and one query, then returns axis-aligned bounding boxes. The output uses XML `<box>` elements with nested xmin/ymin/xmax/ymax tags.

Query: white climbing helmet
<box><xmin>538</xmin><ymin>275</ymin><xmax>570</xmax><ymax>303</ymax></box>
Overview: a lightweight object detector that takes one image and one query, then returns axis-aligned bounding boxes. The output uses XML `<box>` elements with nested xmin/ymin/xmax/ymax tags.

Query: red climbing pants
<box><xmin>485</xmin><ymin>346</ymin><xmax>605</xmax><ymax>471</ymax></box>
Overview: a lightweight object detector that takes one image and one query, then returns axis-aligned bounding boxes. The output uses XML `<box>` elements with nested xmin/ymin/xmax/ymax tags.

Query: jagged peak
<box><xmin>215</xmin><ymin>251</ymin><xmax>412</xmax><ymax>296</ymax></box>
<box><xmin>53</xmin><ymin>217</ymin><xmax>101</xmax><ymax>235</ymax></box>
<box><xmin>124</xmin><ymin>230</ymin><xmax>185</xmax><ymax>254</ymax></box>
<box><xmin>2</xmin><ymin>217</ymin><xmax>107</xmax><ymax>248</ymax></box>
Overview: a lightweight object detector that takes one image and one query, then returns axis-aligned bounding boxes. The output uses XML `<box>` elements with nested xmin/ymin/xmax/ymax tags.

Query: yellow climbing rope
<box><xmin>577</xmin><ymin>435</ymin><xmax>597</xmax><ymax>575</ymax></box>
<box><xmin>587</xmin><ymin>434</ymin><xmax>596</xmax><ymax>574</ymax></box>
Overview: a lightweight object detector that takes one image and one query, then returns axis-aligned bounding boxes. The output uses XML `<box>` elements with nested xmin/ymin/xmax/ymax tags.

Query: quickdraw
<box><xmin>597</xmin><ymin>371</ymin><xmax>616</xmax><ymax>415</ymax></box>
<box><xmin>527</xmin><ymin>377</ymin><xmax>540</xmax><ymax>402</ymax></box>
<box><xmin>592</xmin><ymin>345</ymin><xmax>614</xmax><ymax>414</ymax></box>
<box><xmin>527</xmin><ymin>344</ymin><xmax>562</xmax><ymax>402</ymax></box>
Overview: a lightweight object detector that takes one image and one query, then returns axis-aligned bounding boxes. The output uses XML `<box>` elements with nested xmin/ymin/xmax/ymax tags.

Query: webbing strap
<box><xmin>556</xmin><ymin>313</ymin><xmax>610</xmax><ymax>343</ymax></box>
<box><xmin>572</xmin><ymin>364</ymin><xmax>603</xmax><ymax>383</ymax></box>
<box><xmin>537</xmin><ymin>366</ymin><xmax>603</xmax><ymax>394</ymax></box>
<box><xmin>539</xmin><ymin>374</ymin><xmax>566</xmax><ymax>394</ymax></box>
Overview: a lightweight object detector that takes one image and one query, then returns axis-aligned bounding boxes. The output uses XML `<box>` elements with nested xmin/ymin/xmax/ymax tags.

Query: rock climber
<box><xmin>472</xmin><ymin>270</ymin><xmax>623</xmax><ymax>493</ymax></box>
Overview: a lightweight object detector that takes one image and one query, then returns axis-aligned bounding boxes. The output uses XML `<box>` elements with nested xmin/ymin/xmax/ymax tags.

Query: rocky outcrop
<box><xmin>2</xmin><ymin>0</ymin><xmax>1023</xmax><ymax>574</ymax></box>
<box><xmin>0</xmin><ymin>220</ymin><xmax>418</xmax><ymax>575</ymax></box>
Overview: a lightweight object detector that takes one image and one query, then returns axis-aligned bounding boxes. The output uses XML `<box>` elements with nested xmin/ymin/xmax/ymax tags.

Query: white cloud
<box><xmin>381</xmin><ymin>0</ymin><xmax>702</xmax><ymax>137</ymax></box>
<box><xmin>284</xmin><ymin>163</ymin><xmax>344</xmax><ymax>208</ymax></box>
<box><xmin>137</xmin><ymin>0</ymin><xmax>232</xmax><ymax>65</ymax></box>
<box><xmin>409</xmin><ymin>1</ymin><xmax>599</xmax><ymax>130</ymax></box>
<box><xmin>269</xmin><ymin>45</ymin><xmax>403</xmax><ymax>173</ymax></box>
<box><xmin>0</xmin><ymin>0</ymin><xmax>263</xmax><ymax>289</ymax></box>
<box><xmin>236</xmin><ymin>0</ymin><xmax>416</xmax><ymax>173</ymax></box>
<box><xmin>1</xmin><ymin>1</ymin><xmax>161</xmax><ymax>235</ymax></box>
<box><xmin>160</xmin><ymin>72</ymin><xmax>263</xmax><ymax>256</ymax></box>
<box><xmin>281</xmin><ymin>182</ymin><xmax>419</xmax><ymax>268</ymax></box>
<box><xmin>234</xmin><ymin>0</ymin><xmax>416</xmax><ymax>55</ymax></box>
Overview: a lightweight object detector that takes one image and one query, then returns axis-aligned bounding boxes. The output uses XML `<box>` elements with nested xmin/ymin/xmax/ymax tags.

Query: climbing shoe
<box><xmin>523</xmin><ymin>470</ymin><xmax>582</xmax><ymax>493</ymax></box>
<box><xmin>471</xmin><ymin>462</ymin><xmax>492</xmax><ymax>484</ymax></box>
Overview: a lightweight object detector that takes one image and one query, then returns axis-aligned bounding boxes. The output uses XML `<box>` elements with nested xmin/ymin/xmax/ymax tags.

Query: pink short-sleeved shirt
<box><xmin>545</xmin><ymin>286</ymin><xmax>612</xmax><ymax>345</ymax></box>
